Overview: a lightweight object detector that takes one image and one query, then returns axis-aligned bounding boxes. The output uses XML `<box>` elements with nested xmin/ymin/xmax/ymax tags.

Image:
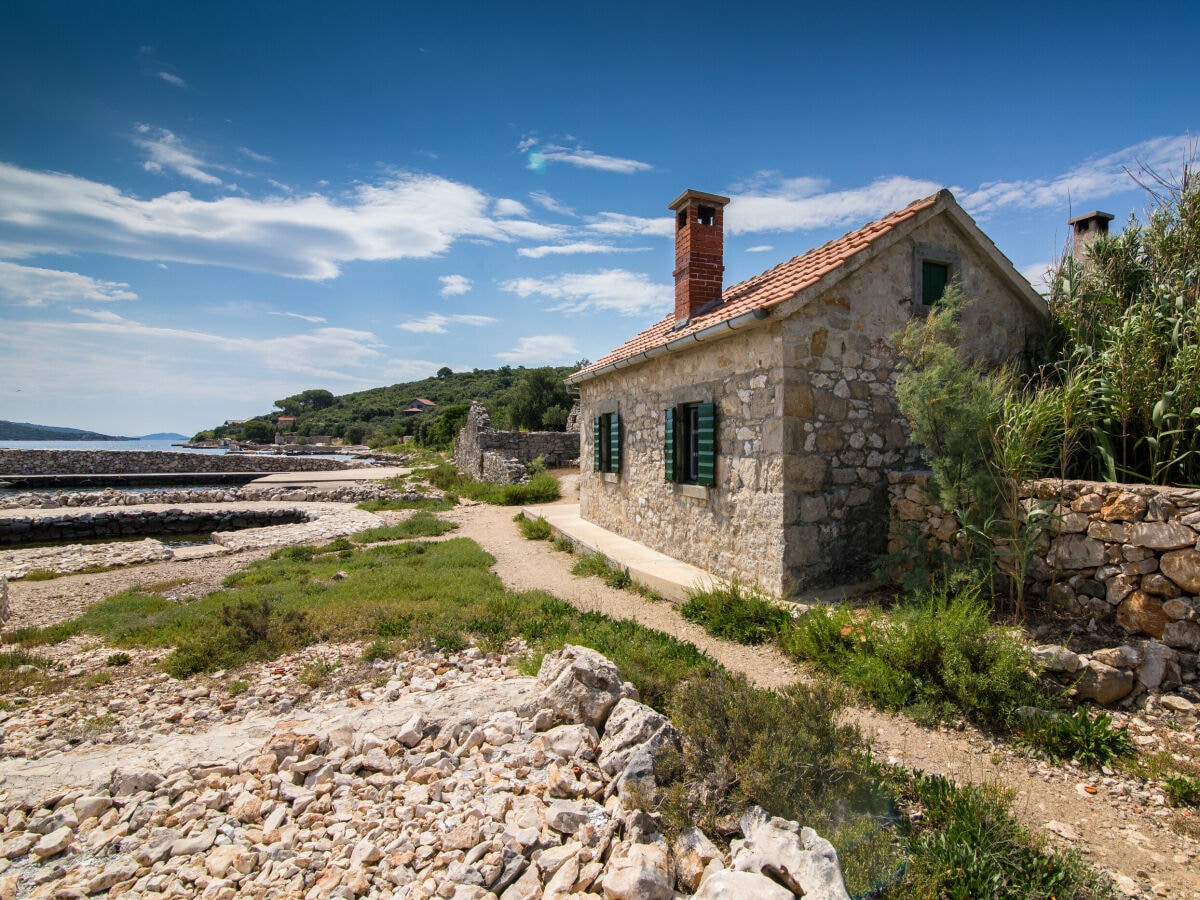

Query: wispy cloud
<box><xmin>439</xmin><ymin>274</ymin><xmax>472</xmax><ymax>297</ymax></box>
<box><xmin>745</xmin><ymin>245</ymin><xmax>774</xmax><ymax>253</ymax></box>
<box><xmin>496</xmin><ymin>334</ymin><xmax>579</xmax><ymax>363</ymax></box>
<box><xmin>398</xmin><ymin>313</ymin><xmax>497</xmax><ymax>333</ymax></box>
<box><xmin>1020</xmin><ymin>261</ymin><xmax>1054</xmax><ymax>294</ymax></box>
<box><xmin>385</xmin><ymin>358</ymin><xmax>444</xmax><ymax>381</ymax></box>
<box><xmin>494</xmin><ymin>198</ymin><xmax>529</xmax><ymax>217</ymax></box>
<box><xmin>958</xmin><ymin>134</ymin><xmax>1194</xmax><ymax>215</ymax></box>
<box><xmin>133</xmin><ymin>125</ymin><xmax>223</xmax><ymax>185</ymax></box>
<box><xmin>530</xmin><ymin>191</ymin><xmax>575</xmax><ymax>216</ymax></box>
<box><xmin>585</xmin><ymin>212</ymin><xmax>673</xmax><ymax>237</ymax></box>
<box><xmin>157</xmin><ymin>71</ymin><xmax>187</xmax><ymax>89</ymax></box>
<box><xmin>518</xmin><ymin>241</ymin><xmax>646</xmax><ymax>259</ymax></box>
<box><xmin>500</xmin><ymin>269</ymin><xmax>671</xmax><ymax>317</ymax></box>
<box><xmin>727</xmin><ymin>175</ymin><xmax>942</xmax><ymax>234</ymax></box>
<box><xmin>523</xmin><ymin>141</ymin><xmax>652</xmax><ymax>174</ymax></box>
<box><xmin>0</xmin><ymin>162</ymin><xmax>547</xmax><ymax>279</ymax></box>
<box><xmin>239</xmin><ymin>146</ymin><xmax>273</xmax><ymax>164</ymax></box>
<box><xmin>269</xmin><ymin>311</ymin><xmax>327</xmax><ymax>324</ymax></box>
<box><xmin>0</xmin><ymin>262</ymin><xmax>137</xmax><ymax>305</ymax></box>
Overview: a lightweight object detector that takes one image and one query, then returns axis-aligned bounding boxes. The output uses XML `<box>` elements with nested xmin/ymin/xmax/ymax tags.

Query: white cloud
<box><xmin>745</xmin><ymin>245</ymin><xmax>774</xmax><ymax>253</ymax></box>
<box><xmin>398</xmin><ymin>313</ymin><xmax>497</xmax><ymax>334</ymax></box>
<box><xmin>133</xmin><ymin>125</ymin><xmax>223</xmax><ymax>185</ymax></box>
<box><xmin>585</xmin><ymin>212</ymin><xmax>673</xmax><ymax>238</ymax></box>
<box><xmin>494</xmin><ymin>198</ymin><xmax>529</xmax><ymax>217</ymax></box>
<box><xmin>439</xmin><ymin>274</ymin><xmax>472</xmax><ymax>297</ymax></box>
<box><xmin>0</xmin><ymin>162</ymin><xmax>539</xmax><ymax>280</ymax></box>
<box><xmin>529</xmin><ymin>191</ymin><xmax>575</xmax><ymax>216</ymax></box>
<box><xmin>524</xmin><ymin>142</ymin><xmax>652</xmax><ymax>174</ymax></box>
<box><xmin>0</xmin><ymin>262</ymin><xmax>137</xmax><ymax>305</ymax></box>
<box><xmin>385</xmin><ymin>358</ymin><xmax>444</xmax><ymax>381</ymax></box>
<box><xmin>239</xmin><ymin>146</ymin><xmax>273</xmax><ymax>163</ymax></box>
<box><xmin>158</xmin><ymin>71</ymin><xmax>187</xmax><ymax>89</ymax></box>
<box><xmin>727</xmin><ymin>175</ymin><xmax>943</xmax><ymax>234</ymax></box>
<box><xmin>958</xmin><ymin>134</ymin><xmax>1195</xmax><ymax>215</ymax></box>
<box><xmin>1020</xmin><ymin>261</ymin><xmax>1055</xmax><ymax>294</ymax></box>
<box><xmin>500</xmin><ymin>269</ymin><xmax>671</xmax><ymax>317</ymax></box>
<box><xmin>518</xmin><ymin>241</ymin><xmax>646</xmax><ymax>259</ymax></box>
<box><xmin>496</xmin><ymin>334</ymin><xmax>579</xmax><ymax>363</ymax></box>
<box><xmin>270</xmin><ymin>311</ymin><xmax>327</xmax><ymax>324</ymax></box>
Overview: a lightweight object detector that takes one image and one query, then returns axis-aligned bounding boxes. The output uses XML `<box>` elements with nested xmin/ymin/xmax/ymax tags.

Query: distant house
<box><xmin>568</xmin><ymin>188</ymin><xmax>1047</xmax><ymax>596</ymax></box>
<box><xmin>402</xmin><ymin>398</ymin><xmax>438</xmax><ymax>415</ymax></box>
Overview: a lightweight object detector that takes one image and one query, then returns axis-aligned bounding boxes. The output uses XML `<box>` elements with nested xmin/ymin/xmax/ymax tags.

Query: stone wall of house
<box><xmin>0</xmin><ymin>450</ymin><xmax>360</xmax><ymax>476</ymax></box>
<box><xmin>579</xmin><ymin>323</ymin><xmax>787</xmax><ymax>595</ymax></box>
<box><xmin>890</xmin><ymin>473</ymin><xmax>1200</xmax><ymax>652</ymax></box>
<box><xmin>453</xmin><ymin>402</ymin><xmax>580</xmax><ymax>484</ymax></box>
<box><xmin>778</xmin><ymin>216</ymin><xmax>1046</xmax><ymax>588</ymax></box>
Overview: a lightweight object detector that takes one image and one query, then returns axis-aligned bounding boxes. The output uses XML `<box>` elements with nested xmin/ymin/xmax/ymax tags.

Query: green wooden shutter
<box><xmin>922</xmin><ymin>261</ymin><xmax>948</xmax><ymax>306</ymax></box>
<box><xmin>592</xmin><ymin>416</ymin><xmax>602</xmax><ymax>471</ymax></box>
<box><xmin>664</xmin><ymin>407</ymin><xmax>676</xmax><ymax>482</ymax></box>
<box><xmin>608</xmin><ymin>413</ymin><xmax>621</xmax><ymax>473</ymax></box>
<box><xmin>696</xmin><ymin>402</ymin><xmax>716</xmax><ymax>486</ymax></box>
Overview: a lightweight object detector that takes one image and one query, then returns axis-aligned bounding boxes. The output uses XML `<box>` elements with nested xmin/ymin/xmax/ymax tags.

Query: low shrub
<box><xmin>352</xmin><ymin>512</ymin><xmax>457</xmax><ymax>543</ymax></box>
<box><xmin>1163</xmin><ymin>773</ymin><xmax>1200</xmax><ymax>808</ymax></box>
<box><xmin>782</xmin><ymin>577</ymin><xmax>1044</xmax><ymax>726</ymax></box>
<box><xmin>162</xmin><ymin>598</ymin><xmax>314</xmax><ymax>678</ymax></box>
<box><xmin>1014</xmin><ymin>707</ymin><xmax>1135</xmax><ymax>767</ymax></box>
<box><xmin>272</xmin><ymin>545</ymin><xmax>315</xmax><ymax>562</ymax></box>
<box><xmin>22</xmin><ymin>569</ymin><xmax>59</xmax><ymax>582</ymax></box>
<box><xmin>106</xmin><ymin>652</ymin><xmax>132</xmax><ymax>667</ymax></box>
<box><xmin>360</xmin><ymin>639</ymin><xmax>394</xmax><ymax>662</ymax></box>
<box><xmin>552</xmin><ymin>535</ymin><xmax>574</xmax><ymax>553</ymax></box>
<box><xmin>680</xmin><ymin>579</ymin><xmax>791</xmax><ymax>645</ymax></box>
<box><xmin>513</xmin><ymin>513</ymin><xmax>552</xmax><ymax>541</ymax></box>
<box><xmin>426</xmin><ymin>463</ymin><xmax>560</xmax><ymax>505</ymax></box>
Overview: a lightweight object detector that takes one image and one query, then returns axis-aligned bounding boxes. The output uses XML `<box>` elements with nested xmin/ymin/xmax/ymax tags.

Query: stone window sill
<box><xmin>602</xmin><ymin>472</ymin><xmax>619</xmax><ymax>484</ymax></box>
<box><xmin>676</xmin><ymin>483</ymin><xmax>709</xmax><ymax>500</ymax></box>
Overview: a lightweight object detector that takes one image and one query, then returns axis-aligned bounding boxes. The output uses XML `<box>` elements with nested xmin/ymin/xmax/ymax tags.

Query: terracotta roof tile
<box><xmin>572</xmin><ymin>192</ymin><xmax>942</xmax><ymax>380</ymax></box>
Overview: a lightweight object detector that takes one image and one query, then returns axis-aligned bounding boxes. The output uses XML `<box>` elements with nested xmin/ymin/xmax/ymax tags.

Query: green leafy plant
<box><xmin>1163</xmin><ymin>773</ymin><xmax>1200</xmax><ymax>808</ymax></box>
<box><xmin>680</xmin><ymin>578</ymin><xmax>791</xmax><ymax>645</ymax></box>
<box><xmin>360</xmin><ymin>639</ymin><xmax>394</xmax><ymax>662</ymax></box>
<box><xmin>1014</xmin><ymin>707</ymin><xmax>1135</xmax><ymax>767</ymax></box>
<box><xmin>226</xmin><ymin>678</ymin><xmax>250</xmax><ymax>695</ymax></box>
<box><xmin>513</xmin><ymin>512</ymin><xmax>552</xmax><ymax>541</ymax></box>
<box><xmin>106</xmin><ymin>652</ymin><xmax>132</xmax><ymax>667</ymax></box>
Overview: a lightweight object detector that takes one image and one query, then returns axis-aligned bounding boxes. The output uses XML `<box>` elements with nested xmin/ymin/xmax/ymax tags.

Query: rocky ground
<box><xmin>0</xmin><ymin>490</ymin><xmax>1196</xmax><ymax>897</ymax></box>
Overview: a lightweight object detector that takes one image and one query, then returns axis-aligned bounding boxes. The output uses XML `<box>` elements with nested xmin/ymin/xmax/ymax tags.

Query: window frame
<box><xmin>912</xmin><ymin>243</ymin><xmax>961</xmax><ymax>311</ymax></box>
<box><xmin>665</xmin><ymin>401</ymin><xmax>716</xmax><ymax>487</ymax></box>
<box><xmin>593</xmin><ymin>411</ymin><xmax>621</xmax><ymax>475</ymax></box>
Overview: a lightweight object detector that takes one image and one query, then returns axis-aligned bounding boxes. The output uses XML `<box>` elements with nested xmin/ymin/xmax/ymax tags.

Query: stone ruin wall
<box><xmin>890</xmin><ymin>472</ymin><xmax>1200</xmax><ymax>705</ymax></box>
<box><xmin>0</xmin><ymin>450</ymin><xmax>362</xmax><ymax>476</ymax></box>
<box><xmin>453</xmin><ymin>402</ymin><xmax>580</xmax><ymax>484</ymax></box>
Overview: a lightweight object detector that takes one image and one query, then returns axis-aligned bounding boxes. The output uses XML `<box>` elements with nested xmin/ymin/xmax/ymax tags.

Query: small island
<box><xmin>0</xmin><ymin>420</ymin><xmax>136</xmax><ymax>441</ymax></box>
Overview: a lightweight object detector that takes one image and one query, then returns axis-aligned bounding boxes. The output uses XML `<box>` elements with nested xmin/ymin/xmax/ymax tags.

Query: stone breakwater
<box><xmin>0</xmin><ymin>644</ymin><xmax>852</xmax><ymax>900</ymax></box>
<box><xmin>0</xmin><ymin>508</ymin><xmax>310</xmax><ymax>547</ymax></box>
<box><xmin>2</xmin><ymin>483</ymin><xmax>400</xmax><ymax>511</ymax></box>
<box><xmin>0</xmin><ymin>450</ymin><xmax>367</xmax><ymax>477</ymax></box>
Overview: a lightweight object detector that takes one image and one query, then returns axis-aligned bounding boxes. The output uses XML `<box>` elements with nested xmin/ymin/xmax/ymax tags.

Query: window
<box><xmin>592</xmin><ymin>412</ymin><xmax>621</xmax><ymax>474</ymax></box>
<box><xmin>922</xmin><ymin>260</ymin><xmax>949</xmax><ymax>306</ymax></box>
<box><xmin>664</xmin><ymin>402</ymin><xmax>715</xmax><ymax>486</ymax></box>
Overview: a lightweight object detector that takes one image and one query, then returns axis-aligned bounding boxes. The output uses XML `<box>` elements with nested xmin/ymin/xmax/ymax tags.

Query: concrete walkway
<box><xmin>521</xmin><ymin>502</ymin><xmax>716</xmax><ymax>601</ymax></box>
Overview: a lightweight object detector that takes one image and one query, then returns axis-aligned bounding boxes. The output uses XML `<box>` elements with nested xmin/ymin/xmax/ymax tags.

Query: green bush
<box><xmin>162</xmin><ymin>598</ymin><xmax>314</xmax><ymax>678</ymax></box>
<box><xmin>426</xmin><ymin>462</ymin><xmax>560</xmax><ymax>505</ymax></box>
<box><xmin>106</xmin><ymin>652</ymin><xmax>132</xmax><ymax>667</ymax></box>
<box><xmin>1163</xmin><ymin>773</ymin><xmax>1200</xmax><ymax>808</ymax></box>
<box><xmin>680</xmin><ymin>579</ymin><xmax>791</xmax><ymax>645</ymax></box>
<box><xmin>513</xmin><ymin>512</ymin><xmax>552</xmax><ymax>541</ymax></box>
<box><xmin>1014</xmin><ymin>707</ymin><xmax>1135</xmax><ymax>767</ymax></box>
<box><xmin>782</xmin><ymin>577</ymin><xmax>1044</xmax><ymax>725</ymax></box>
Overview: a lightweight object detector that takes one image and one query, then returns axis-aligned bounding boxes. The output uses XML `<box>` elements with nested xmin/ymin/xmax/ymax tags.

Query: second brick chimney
<box><xmin>670</xmin><ymin>189</ymin><xmax>730</xmax><ymax>324</ymax></box>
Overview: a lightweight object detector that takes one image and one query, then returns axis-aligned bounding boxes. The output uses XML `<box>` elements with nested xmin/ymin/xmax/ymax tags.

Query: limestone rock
<box><xmin>674</xmin><ymin>826</ymin><xmax>723</xmax><ymax>892</ymax></box>
<box><xmin>534</xmin><ymin>645</ymin><xmax>633</xmax><ymax>729</ymax></box>
<box><xmin>1074</xmin><ymin>661</ymin><xmax>1134</xmax><ymax>705</ymax></box>
<box><xmin>1161</xmin><ymin>549</ymin><xmax>1200</xmax><ymax>593</ymax></box>
<box><xmin>692</xmin><ymin>869</ymin><xmax>795</xmax><ymax>900</ymax></box>
<box><xmin>1128</xmin><ymin>522</ymin><xmax>1197</xmax><ymax>551</ymax></box>
<box><xmin>205</xmin><ymin>844</ymin><xmax>257</xmax><ymax>878</ymax></box>
<box><xmin>731</xmin><ymin>806</ymin><xmax>850</xmax><ymax>900</ymax></box>
<box><xmin>1163</xmin><ymin>619</ymin><xmax>1200</xmax><ymax>652</ymax></box>
<box><xmin>1048</xmin><ymin>535</ymin><xmax>1106</xmax><ymax>570</ymax></box>
<box><xmin>1101</xmin><ymin>492</ymin><xmax>1148</xmax><ymax>522</ymax></box>
<box><xmin>1162</xmin><ymin>598</ymin><xmax>1198</xmax><ymax>620</ymax></box>
<box><xmin>597</xmin><ymin>698</ymin><xmax>680</xmax><ymax>777</ymax></box>
<box><xmin>1031</xmin><ymin>645</ymin><xmax>1083</xmax><ymax>674</ymax></box>
<box><xmin>1116</xmin><ymin>591</ymin><xmax>1168</xmax><ymax>638</ymax></box>
<box><xmin>1138</xmin><ymin>642</ymin><xmax>1182</xmax><ymax>691</ymax></box>
<box><xmin>32</xmin><ymin>825</ymin><xmax>73</xmax><ymax>860</ymax></box>
<box><xmin>602</xmin><ymin>841</ymin><xmax>675</xmax><ymax>900</ymax></box>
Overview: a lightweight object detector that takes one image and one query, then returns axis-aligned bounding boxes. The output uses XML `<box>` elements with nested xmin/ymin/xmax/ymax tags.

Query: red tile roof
<box><xmin>570</xmin><ymin>191</ymin><xmax>944</xmax><ymax>382</ymax></box>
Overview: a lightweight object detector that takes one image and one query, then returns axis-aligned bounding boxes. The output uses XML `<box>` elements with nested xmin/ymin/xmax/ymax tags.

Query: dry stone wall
<box><xmin>453</xmin><ymin>402</ymin><xmax>579</xmax><ymax>484</ymax></box>
<box><xmin>0</xmin><ymin>507</ymin><xmax>310</xmax><ymax>545</ymax></box>
<box><xmin>0</xmin><ymin>450</ymin><xmax>362</xmax><ymax>476</ymax></box>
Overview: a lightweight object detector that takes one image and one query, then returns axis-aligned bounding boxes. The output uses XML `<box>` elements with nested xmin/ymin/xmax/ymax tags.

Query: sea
<box><xmin>0</xmin><ymin>440</ymin><xmax>224</xmax><ymax>454</ymax></box>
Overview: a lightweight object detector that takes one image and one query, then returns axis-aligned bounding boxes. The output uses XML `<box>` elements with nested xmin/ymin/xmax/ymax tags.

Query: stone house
<box><xmin>566</xmin><ymin>188</ymin><xmax>1048</xmax><ymax>596</ymax></box>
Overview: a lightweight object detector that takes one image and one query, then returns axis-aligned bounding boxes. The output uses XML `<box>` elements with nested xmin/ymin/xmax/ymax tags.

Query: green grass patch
<box><xmin>680</xmin><ymin>579</ymin><xmax>791</xmax><ymax>645</ymax></box>
<box><xmin>1014</xmin><ymin>707</ymin><xmax>1135</xmax><ymax>768</ymax></box>
<box><xmin>0</xmin><ymin>648</ymin><xmax>52</xmax><ymax>670</ymax></box>
<box><xmin>514</xmin><ymin>512</ymin><xmax>552</xmax><ymax>541</ymax></box>
<box><xmin>21</xmin><ymin>569</ymin><xmax>60</xmax><ymax>582</ymax></box>
<box><xmin>552</xmin><ymin>535</ymin><xmax>574</xmax><ymax>553</ymax></box>
<box><xmin>571</xmin><ymin>552</ymin><xmax>630</xmax><ymax>588</ymax></box>
<box><xmin>782</xmin><ymin>577</ymin><xmax>1045</xmax><ymax>726</ymax></box>
<box><xmin>352</xmin><ymin>512</ymin><xmax>458</xmax><ymax>543</ymax></box>
<box><xmin>1163</xmin><ymin>773</ymin><xmax>1200</xmax><ymax>808</ymax></box>
<box><xmin>425</xmin><ymin>462</ymin><xmax>560</xmax><ymax>505</ymax></box>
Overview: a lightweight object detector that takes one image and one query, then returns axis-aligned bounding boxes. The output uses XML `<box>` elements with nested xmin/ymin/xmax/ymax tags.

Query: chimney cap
<box><xmin>1067</xmin><ymin>210</ymin><xmax>1115</xmax><ymax>226</ymax></box>
<box><xmin>669</xmin><ymin>189</ymin><xmax>731</xmax><ymax>211</ymax></box>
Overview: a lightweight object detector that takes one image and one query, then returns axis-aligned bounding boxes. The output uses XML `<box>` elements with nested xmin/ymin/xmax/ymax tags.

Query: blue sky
<box><xmin>0</xmin><ymin>0</ymin><xmax>1195</xmax><ymax>436</ymax></box>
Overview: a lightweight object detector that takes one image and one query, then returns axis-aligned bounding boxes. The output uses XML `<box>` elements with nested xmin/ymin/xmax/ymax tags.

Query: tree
<box><xmin>436</xmin><ymin>366</ymin><xmax>453</xmax><ymax>380</ymax></box>
<box><xmin>502</xmin><ymin>367</ymin><xmax>573</xmax><ymax>431</ymax></box>
<box><xmin>274</xmin><ymin>389</ymin><xmax>335</xmax><ymax>416</ymax></box>
<box><xmin>242</xmin><ymin>420</ymin><xmax>275</xmax><ymax>443</ymax></box>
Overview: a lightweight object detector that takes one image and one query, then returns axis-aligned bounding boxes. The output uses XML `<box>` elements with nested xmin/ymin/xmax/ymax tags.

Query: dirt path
<box><xmin>445</xmin><ymin>499</ymin><xmax>1200</xmax><ymax>899</ymax></box>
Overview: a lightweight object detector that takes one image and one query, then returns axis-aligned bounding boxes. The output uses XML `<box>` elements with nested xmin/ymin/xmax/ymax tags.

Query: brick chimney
<box><xmin>669</xmin><ymin>189</ymin><xmax>730</xmax><ymax>324</ymax></box>
<box><xmin>1068</xmin><ymin>210</ymin><xmax>1114</xmax><ymax>266</ymax></box>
